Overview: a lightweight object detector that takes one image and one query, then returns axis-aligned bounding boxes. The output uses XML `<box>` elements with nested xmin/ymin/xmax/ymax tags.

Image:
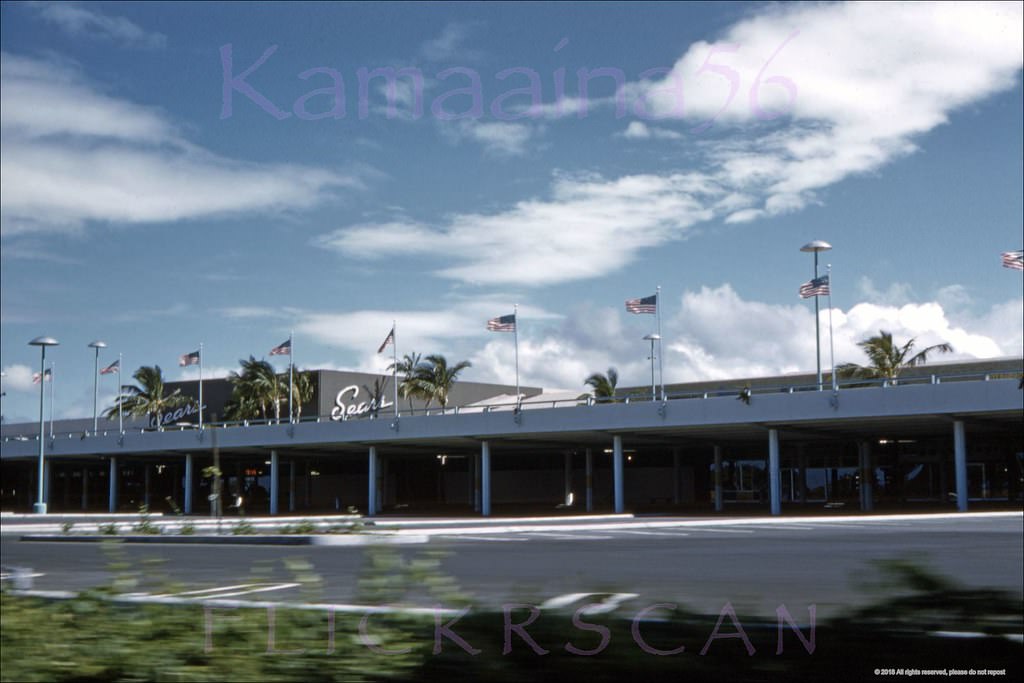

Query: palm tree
<box><xmin>225</xmin><ymin>356</ymin><xmax>285</xmax><ymax>421</ymax></box>
<box><xmin>362</xmin><ymin>376</ymin><xmax>391</xmax><ymax>418</ymax></box>
<box><xmin>388</xmin><ymin>352</ymin><xmax>424</xmax><ymax>410</ymax></box>
<box><xmin>289</xmin><ymin>368</ymin><xmax>315</xmax><ymax>421</ymax></box>
<box><xmin>838</xmin><ymin>330</ymin><xmax>953</xmax><ymax>381</ymax></box>
<box><xmin>585</xmin><ymin>367</ymin><xmax>619</xmax><ymax>401</ymax></box>
<box><xmin>409</xmin><ymin>354</ymin><xmax>472</xmax><ymax>410</ymax></box>
<box><xmin>105</xmin><ymin>365</ymin><xmax>192</xmax><ymax>428</ymax></box>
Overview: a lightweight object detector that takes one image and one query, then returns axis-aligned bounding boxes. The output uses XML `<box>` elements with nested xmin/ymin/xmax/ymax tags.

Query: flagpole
<box><xmin>49</xmin><ymin>361</ymin><xmax>55</xmax><ymax>439</ymax></box>
<box><xmin>827</xmin><ymin>265</ymin><xmax>836</xmax><ymax>393</ymax></box>
<box><xmin>656</xmin><ymin>285</ymin><xmax>664</xmax><ymax>400</ymax></box>
<box><xmin>513</xmin><ymin>304</ymin><xmax>520</xmax><ymax>405</ymax></box>
<box><xmin>118</xmin><ymin>353</ymin><xmax>123</xmax><ymax>434</ymax></box>
<box><xmin>288</xmin><ymin>331</ymin><xmax>294</xmax><ymax>423</ymax></box>
<box><xmin>392</xmin><ymin>321</ymin><xmax>398</xmax><ymax>419</ymax></box>
<box><xmin>198</xmin><ymin>343</ymin><xmax>204</xmax><ymax>430</ymax></box>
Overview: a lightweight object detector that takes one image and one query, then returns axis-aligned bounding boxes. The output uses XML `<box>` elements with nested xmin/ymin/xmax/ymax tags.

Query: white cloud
<box><xmin>857</xmin><ymin>276</ymin><xmax>916</xmax><ymax>306</ymax></box>
<box><xmin>619</xmin><ymin>121</ymin><xmax>683</xmax><ymax>140</ymax></box>
<box><xmin>438</xmin><ymin>120</ymin><xmax>539</xmax><ymax>156</ymax></box>
<box><xmin>634</xmin><ymin>1</ymin><xmax>1023</xmax><ymax>218</ymax></box>
<box><xmin>420</xmin><ymin>22</ymin><xmax>482</xmax><ymax>63</ymax></box>
<box><xmin>29</xmin><ymin>2</ymin><xmax>167</xmax><ymax>49</ymax></box>
<box><xmin>464</xmin><ymin>121</ymin><xmax>536</xmax><ymax>156</ymax></box>
<box><xmin>319</xmin><ymin>2</ymin><xmax>1022</xmax><ymax>285</ymax></box>
<box><xmin>271</xmin><ymin>287</ymin><xmax>1021</xmax><ymax>394</ymax></box>
<box><xmin>319</xmin><ymin>172</ymin><xmax>717</xmax><ymax>286</ymax></box>
<box><xmin>176</xmin><ymin>366</ymin><xmax>235</xmax><ymax>382</ymax></box>
<box><xmin>2</xmin><ymin>364</ymin><xmax>37</xmax><ymax>392</ymax></box>
<box><xmin>0</xmin><ymin>53</ymin><xmax>359</xmax><ymax>237</ymax></box>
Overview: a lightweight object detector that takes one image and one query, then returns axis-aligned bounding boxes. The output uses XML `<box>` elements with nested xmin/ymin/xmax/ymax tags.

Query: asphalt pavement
<box><xmin>2</xmin><ymin>513</ymin><xmax>1021</xmax><ymax>618</ymax></box>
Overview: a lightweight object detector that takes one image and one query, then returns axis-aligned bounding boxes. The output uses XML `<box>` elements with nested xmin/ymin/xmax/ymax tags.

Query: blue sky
<box><xmin>2</xmin><ymin>1</ymin><xmax>1022</xmax><ymax>423</ymax></box>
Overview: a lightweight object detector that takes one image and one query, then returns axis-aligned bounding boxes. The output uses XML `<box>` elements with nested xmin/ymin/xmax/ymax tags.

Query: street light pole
<box><xmin>643</xmin><ymin>334</ymin><xmax>660</xmax><ymax>401</ymax></box>
<box><xmin>88</xmin><ymin>341</ymin><xmax>107</xmax><ymax>435</ymax></box>
<box><xmin>29</xmin><ymin>336</ymin><xmax>59</xmax><ymax>514</ymax></box>
<box><xmin>800</xmin><ymin>241</ymin><xmax>832</xmax><ymax>391</ymax></box>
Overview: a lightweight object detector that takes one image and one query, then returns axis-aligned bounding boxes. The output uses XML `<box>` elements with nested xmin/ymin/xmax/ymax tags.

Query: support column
<box><xmin>367</xmin><ymin>447</ymin><xmax>378</xmax><ymax>517</ymax></box>
<box><xmin>954</xmin><ymin>420</ymin><xmax>968</xmax><ymax>512</ymax></box>
<box><xmin>612</xmin><ymin>435</ymin><xmax>624</xmax><ymax>514</ymax></box>
<box><xmin>288</xmin><ymin>460</ymin><xmax>296</xmax><ymax>513</ymax></box>
<box><xmin>81</xmin><ymin>467</ymin><xmax>89</xmax><ymax>511</ymax></box>
<box><xmin>473</xmin><ymin>453</ymin><xmax>481</xmax><ymax>512</ymax></box>
<box><xmin>269</xmin><ymin>450</ymin><xmax>280</xmax><ymax>515</ymax></box>
<box><xmin>184</xmin><ymin>454</ymin><xmax>193</xmax><ymax>514</ymax></box>
<box><xmin>768</xmin><ymin>430</ymin><xmax>781</xmax><ymax>516</ymax></box>
<box><xmin>481</xmin><ymin>441</ymin><xmax>491</xmax><ymax>517</ymax></box>
<box><xmin>585</xmin><ymin>448</ymin><xmax>593</xmax><ymax>512</ymax></box>
<box><xmin>108</xmin><ymin>456</ymin><xmax>118</xmax><ymax>513</ymax></box>
<box><xmin>713</xmin><ymin>445</ymin><xmax>723</xmax><ymax>513</ymax></box>
<box><xmin>563</xmin><ymin>452</ymin><xmax>573</xmax><ymax>506</ymax></box>
<box><xmin>672</xmin><ymin>448</ymin><xmax>681</xmax><ymax>505</ymax></box>
<box><xmin>144</xmin><ymin>464</ymin><xmax>151</xmax><ymax>508</ymax></box>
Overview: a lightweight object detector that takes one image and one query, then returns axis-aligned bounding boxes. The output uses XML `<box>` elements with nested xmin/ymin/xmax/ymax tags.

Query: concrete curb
<box><xmin>18</xmin><ymin>533</ymin><xmax>428</xmax><ymax>546</ymax></box>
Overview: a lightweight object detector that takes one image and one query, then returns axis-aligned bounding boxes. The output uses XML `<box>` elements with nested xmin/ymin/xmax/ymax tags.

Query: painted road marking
<box><xmin>526</xmin><ymin>532</ymin><xmax>615</xmax><ymax>540</ymax></box>
<box><xmin>142</xmin><ymin>583</ymin><xmax>302</xmax><ymax>599</ymax></box>
<box><xmin>436</xmin><ymin>535</ymin><xmax>531</xmax><ymax>542</ymax></box>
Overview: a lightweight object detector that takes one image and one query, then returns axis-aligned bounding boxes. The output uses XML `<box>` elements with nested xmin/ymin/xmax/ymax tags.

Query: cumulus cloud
<box><xmin>319</xmin><ymin>2</ymin><xmax>1022</xmax><ymax>286</ymax></box>
<box><xmin>2</xmin><ymin>364</ymin><xmax>37</xmax><ymax>393</ymax></box>
<box><xmin>857</xmin><ymin>277</ymin><xmax>916</xmax><ymax>306</ymax></box>
<box><xmin>28</xmin><ymin>2</ymin><xmax>167</xmax><ymax>49</ymax></box>
<box><xmin>250</xmin><ymin>286</ymin><xmax>1021</xmax><ymax>393</ymax></box>
<box><xmin>466</xmin><ymin>286</ymin><xmax>1021</xmax><ymax>393</ymax></box>
<box><xmin>619</xmin><ymin>121</ymin><xmax>684</xmax><ymax>140</ymax></box>
<box><xmin>0</xmin><ymin>53</ymin><xmax>359</xmax><ymax>237</ymax></box>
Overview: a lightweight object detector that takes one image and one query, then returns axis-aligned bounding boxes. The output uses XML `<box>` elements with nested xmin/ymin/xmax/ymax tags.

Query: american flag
<box><xmin>799</xmin><ymin>275</ymin><xmax>830</xmax><ymax>298</ymax></box>
<box><xmin>1002</xmin><ymin>250</ymin><xmax>1024</xmax><ymax>271</ymax></box>
<box><xmin>626</xmin><ymin>294</ymin><xmax>657</xmax><ymax>314</ymax></box>
<box><xmin>179</xmin><ymin>350</ymin><xmax>201</xmax><ymax>367</ymax></box>
<box><xmin>100</xmin><ymin>359</ymin><xmax>120</xmax><ymax>375</ymax></box>
<box><xmin>269</xmin><ymin>338</ymin><xmax>292</xmax><ymax>356</ymax></box>
<box><xmin>377</xmin><ymin>327</ymin><xmax>395</xmax><ymax>354</ymax></box>
<box><xmin>32</xmin><ymin>368</ymin><xmax>53</xmax><ymax>384</ymax></box>
<box><xmin>487</xmin><ymin>314</ymin><xmax>516</xmax><ymax>332</ymax></box>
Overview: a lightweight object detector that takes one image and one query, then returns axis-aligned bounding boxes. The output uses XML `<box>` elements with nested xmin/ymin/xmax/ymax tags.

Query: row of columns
<box><xmin>359</xmin><ymin>420</ymin><xmax>973</xmax><ymax>518</ymax></box>
<box><xmin>31</xmin><ymin>420</ymin><xmax>976</xmax><ymax>516</ymax></box>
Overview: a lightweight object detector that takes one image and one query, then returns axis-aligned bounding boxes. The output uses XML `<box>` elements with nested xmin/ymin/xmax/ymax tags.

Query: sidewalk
<box><xmin>3</xmin><ymin>510</ymin><xmax>1020</xmax><ymax>544</ymax></box>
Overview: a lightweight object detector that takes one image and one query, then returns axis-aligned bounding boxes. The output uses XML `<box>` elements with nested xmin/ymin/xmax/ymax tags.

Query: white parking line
<box><xmin>526</xmin><ymin>532</ymin><xmax>615</xmax><ymax>540</ymax></box>
<box><xmin>684</xmin><ymin>527</ymin><xmax>755</xmax><ymax>534</ymax></box>
<box><xmin>436</xmin><ymin>535</ymin><xmax>531</xmax><ymax>542</ymax></box>
<box><xmin>0</xmin><ymin>572</ymin><xmax>45</xmax><ymax>580</ymax></box>
<box><xmin>612</xmin><ymin>529</ymin><xmax>691</xmax><ymax>537</ymax></box>
<box><xmin>144</xmin><ymin>582</ymin><xmax>301</xmax><ymax>599</ymax></box>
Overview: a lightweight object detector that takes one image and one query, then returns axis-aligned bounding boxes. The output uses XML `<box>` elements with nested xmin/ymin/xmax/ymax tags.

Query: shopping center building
<box><xmin>1</xmin><ymin>359</ymin><xmax>1021</xmax><ymax>516</ymax></box>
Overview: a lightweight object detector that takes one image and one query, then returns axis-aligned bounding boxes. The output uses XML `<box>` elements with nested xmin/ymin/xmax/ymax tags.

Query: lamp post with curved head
<box><xmin>29</xmin><ymin>336</ymin><xmax>59</xmax><ymax>514</ymax></box>
<box><xmin>800</xmin><ymin>241</ymin><xmax>832</xmax><ymax>391</ymax></box>
<box><xmin>88</xmin><ymin>340</ymin><xmax>107</xmax><ymax>434</ymax></box>
<box><xmin>643</xmin><ymin>334</ymin><xmax>661</xmax><ymax>401</ymax></box>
